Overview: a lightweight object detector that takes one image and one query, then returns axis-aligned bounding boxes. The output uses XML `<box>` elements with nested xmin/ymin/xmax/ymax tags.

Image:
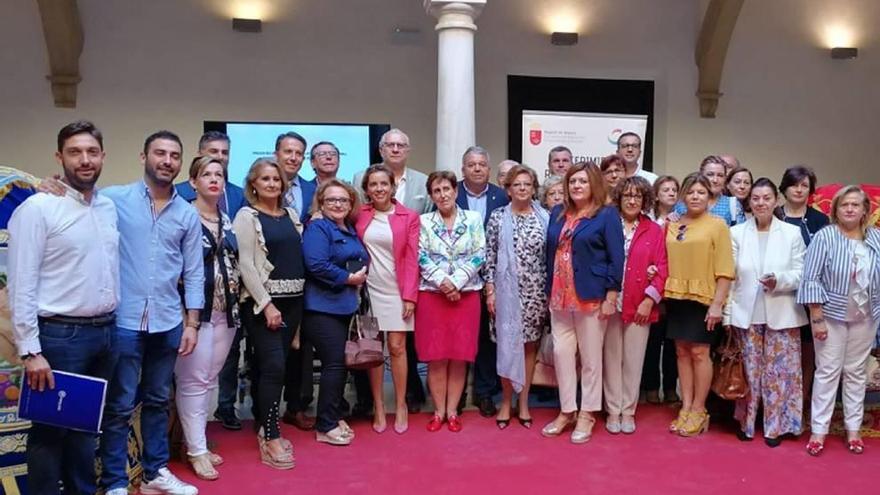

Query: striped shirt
<box><xmin>797</xmin><ymin>225</ymin><xmax>880</xmax><ymax>322</ymax></box>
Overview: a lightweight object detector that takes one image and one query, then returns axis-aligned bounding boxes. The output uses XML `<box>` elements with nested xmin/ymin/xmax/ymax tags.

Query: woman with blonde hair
<box><xmin>800</xmin><ymin>185</ymin><xmax>880</xmax><ymax>456</ymax></box>
<box><xmin>234</xmin><ymin>157</ymin><xmax>302</xmax><ymax>469</ymax></box>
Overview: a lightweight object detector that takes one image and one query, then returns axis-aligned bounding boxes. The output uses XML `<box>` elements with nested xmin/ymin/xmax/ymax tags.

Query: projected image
<box><xmin>218</xmin><ymin>122</ymin><xmax>387</xmax><ymax>189</ymax></box>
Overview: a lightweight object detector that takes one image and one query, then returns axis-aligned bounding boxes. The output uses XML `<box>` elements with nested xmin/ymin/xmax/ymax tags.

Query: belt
<box><xmin>39</xmin><ymin>312</ymin><xmax>116</xmax><ymax>326</ymax></box>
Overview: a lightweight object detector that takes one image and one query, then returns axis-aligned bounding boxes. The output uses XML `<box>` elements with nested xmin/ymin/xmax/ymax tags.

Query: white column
<box><xmin>425</xmin><ymin>0</ymin><xmax>486</xmax><ymax>172</ymax></box>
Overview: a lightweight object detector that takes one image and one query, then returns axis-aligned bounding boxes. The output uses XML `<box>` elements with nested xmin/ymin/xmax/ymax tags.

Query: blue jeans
<box><xmin>27</xmin><ymin>319</ymin><xmax>115</xmax><ymax>495</ymax></box>
<box><xmin>100</xmin><ymin>325</ymin><xmax>182</xmax><ymax>490</ymax></box>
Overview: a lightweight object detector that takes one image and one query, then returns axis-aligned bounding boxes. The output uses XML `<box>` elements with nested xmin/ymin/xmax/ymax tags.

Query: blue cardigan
<box><xmin>545</xmin><ymin>204</ymin><xmax>625</xmax><ymax>301</ymax></box>
<box><xmin>303</xmin><ymin>217</ymin><xmax>368</xmax><ymax>315</ymax></box>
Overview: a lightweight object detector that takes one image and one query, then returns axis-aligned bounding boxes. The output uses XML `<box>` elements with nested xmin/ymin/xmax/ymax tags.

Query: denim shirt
<box><xmin>103</xmin><ymin>181</ymin><xmax>205</xmax><ymax>332</ymax></box>
<box><xmin>303</xmin><ymin>217</ymin><xmax>368</xmax><ymax>315</ymax></box>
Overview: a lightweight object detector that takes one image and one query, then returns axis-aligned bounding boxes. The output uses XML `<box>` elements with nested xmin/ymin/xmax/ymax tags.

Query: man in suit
<box><xmin>175</xmin><ymin>130</ymin><xmax>247</xmax><ymax>218</ymax></box>
<box><xmin>309</xmin><ymin>141</ymin><xmax>342</xmax><ymax>187</ymax></box>
<box><xmin>457</xmin><ymin>145</ymin><xmax>510</xmax><ymax>417</ymax></box>
<box><xmin>276</xmin><ymin>131</ymin><xmax>316</xmax><ymax>221</ymax></box>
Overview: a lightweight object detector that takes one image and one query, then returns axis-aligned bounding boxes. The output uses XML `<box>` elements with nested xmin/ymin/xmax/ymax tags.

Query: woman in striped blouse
<box><xmin>798</xmin><ymin>185</ymin><xmax>880</xmax><ymax>456</ymax></box>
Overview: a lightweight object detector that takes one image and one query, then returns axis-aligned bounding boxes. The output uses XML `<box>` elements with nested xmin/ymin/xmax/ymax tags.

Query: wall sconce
<box><xmin>830</xmin><ymin>47</ymin><xmax>858</xmax><ymax>59</ymax></box>
<box><xmin>551</xmin><ymin>32</ymin><xmax>578</xmax><ymax>46</ymax></box>
<box><xmin>232</xmin><ymin>18</ymin><xmax>262</xmax><ymax>33</ymax></box>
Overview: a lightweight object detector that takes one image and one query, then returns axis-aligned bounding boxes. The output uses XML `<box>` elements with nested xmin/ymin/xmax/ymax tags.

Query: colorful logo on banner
<box><xmin>607</xmin><ymin>128</ymin><xmax>624</xmax><ymax>145</ymax></box>
<box><xmin>528</xmin><ymin>123</ymin><xmax>542</xmax><ymax>146</ymax></box>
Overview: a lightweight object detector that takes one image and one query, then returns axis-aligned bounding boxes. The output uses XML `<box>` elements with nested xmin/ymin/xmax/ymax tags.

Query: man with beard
<box><xmin>457</xmin><ymin>146</ymin><xmax>509</xmax><ymax>417</ymax></box>
<box><xmin>175</xmin><ymin>131</ymin><xmax>247</xmax><ymax>218</ymax></box>
<box><xmin>99</xmin><ymin>131</ymin><xmax>204</xmax><ymax>495</ymax></box>
<box><xmin>617</xmin><ymin>132</ymin><xmax>658</xmax><ymax>184</ymax></box>
<box><xmin>9</xmin><ymin>121</ymin><xmax>119</xmax><ymax>495</ymax></box>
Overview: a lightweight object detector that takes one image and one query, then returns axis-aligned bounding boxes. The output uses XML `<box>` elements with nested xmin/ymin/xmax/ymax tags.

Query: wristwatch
<box><xmin>20</xmin><ymin>352</ymin><xmax>40</xmax><ymax>361</ymax></box>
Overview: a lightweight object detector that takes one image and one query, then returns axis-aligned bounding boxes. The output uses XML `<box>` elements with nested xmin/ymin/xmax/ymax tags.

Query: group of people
<box><xmin>8</xmin><ymin>121</ymin><xmax>879</xmax><ymax>495</ymax></box>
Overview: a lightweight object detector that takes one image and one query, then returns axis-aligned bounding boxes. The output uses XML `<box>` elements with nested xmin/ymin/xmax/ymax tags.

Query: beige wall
<box><xmin>1</xmin><ymin>0</ymin><xmax>877</xmax><ymax>188</ymax></box>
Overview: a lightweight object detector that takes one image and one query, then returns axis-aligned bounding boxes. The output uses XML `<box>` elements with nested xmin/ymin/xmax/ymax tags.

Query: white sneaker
<box><xmin>140</xmin><ymin>467</ymin><xmax>199</xmax><ymax>495</ymax></box>
<box><xmin>105</xmin><ymin>489</ymin><xmax>129</xmax><ymax>495</ymax></box>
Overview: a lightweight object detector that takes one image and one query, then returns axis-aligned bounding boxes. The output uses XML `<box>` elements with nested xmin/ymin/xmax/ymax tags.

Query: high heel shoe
<box><xmin>541</xmin><ymin>414</ymin><xmax>575</xmax><ymax>437</ymax></box>
<box><xmin>669</xmin><ymin>410</ymin><xmax>689</xmax><ymax>434</ymax></box>
<box><xmin>806</xmin><ymin>439</ymin><xmax>824</xmax><ymax>457</ymax></box>
<box><xmin>258</xmin><ymin>438</ymin><xmax>295</xmax><ymax>469</ymax></box>
<box><xmin>571</xmin><ymin>412</ymin><xmax>596</xmax><ymax>444</ymax></box>
<box><xmin>678</xmin><ymin>411</ymin><xmax>709</xmax><ymax>437</ymax></box>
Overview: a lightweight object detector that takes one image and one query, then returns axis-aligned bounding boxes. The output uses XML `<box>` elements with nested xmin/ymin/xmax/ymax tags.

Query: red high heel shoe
<box><xmin>805</xmin><ymin>440</ymin><xmax>824</xmax><ymax>457</ymax></box>
<box><xmin>426</xmin><ymin>414</ymin><xmax>444</xmax><ymax>432</ymax></box>
<box><xmin>847</xmin><ymin>438</ymin><xmax>865</xmax><ymax>455</ymax></box>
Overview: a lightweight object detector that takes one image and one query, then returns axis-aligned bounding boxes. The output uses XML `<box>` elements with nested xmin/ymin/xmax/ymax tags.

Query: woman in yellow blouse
<box><xmin>664</xmin><ymin>172</ymin><xmax>734</xmax><ymax>437</ymax></box>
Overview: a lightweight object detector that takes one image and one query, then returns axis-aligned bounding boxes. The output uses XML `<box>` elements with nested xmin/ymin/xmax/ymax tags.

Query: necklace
<box><xmin>199</xmin><ymin>211</ymin><xmax>219</xmax><ymax>223</ymax></box>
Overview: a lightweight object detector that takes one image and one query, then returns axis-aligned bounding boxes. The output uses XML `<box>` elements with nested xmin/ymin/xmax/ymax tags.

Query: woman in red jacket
<box><xmin>355</xmin><ymin>164</ymin><xmax>421</xmax><ymax>434</ymax></box>
<box><xmin>603</xmin><ymin>176</ymin><xmax>668</xmax><ymax>434</ymax></box>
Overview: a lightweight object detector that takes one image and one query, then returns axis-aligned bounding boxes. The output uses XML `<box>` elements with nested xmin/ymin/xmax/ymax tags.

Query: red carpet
<box><xmin>168</xmin><ymin>405</ymin><xmax>874</xmax><ymax>495</ymax></box>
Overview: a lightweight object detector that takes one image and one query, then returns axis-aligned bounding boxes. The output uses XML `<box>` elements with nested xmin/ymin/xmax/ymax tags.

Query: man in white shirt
<box><xmin>617</xmin><ymin>132</ymin><xmax>658</xmax><ymax>184</ymax></box>
<box><xmin>8</xmin><ymin>121</ymin><xmax>119</xmax><ymax>495</ymax></box>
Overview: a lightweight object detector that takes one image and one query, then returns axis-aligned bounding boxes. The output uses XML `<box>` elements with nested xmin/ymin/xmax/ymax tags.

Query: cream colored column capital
<box><xmin>424</xmin><ymin>1</ymin><xmax>486</xmax><ymax>32</ymax></box>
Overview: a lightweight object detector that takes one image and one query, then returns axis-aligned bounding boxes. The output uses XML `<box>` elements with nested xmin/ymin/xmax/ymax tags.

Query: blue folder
<box><xmin>17</xmin><ymin>370</ymin><xmax>108</xmax><ymax>433</ymax></box>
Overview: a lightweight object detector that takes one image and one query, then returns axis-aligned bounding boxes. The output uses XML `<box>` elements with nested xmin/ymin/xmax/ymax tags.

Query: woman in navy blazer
<box><xmin>541</xmin><ymin>162</ymin><xmax>625</xmax><ymax>444</ymax></box>
<box><xmin>354</xmin><ymin>164</ymin><xmax>421</xmax><ymax>434</ymax></box>
<box><xmin>302</xmin><ymin>179</ymin><xmax>369</xmax><ymax>446</ymax></box>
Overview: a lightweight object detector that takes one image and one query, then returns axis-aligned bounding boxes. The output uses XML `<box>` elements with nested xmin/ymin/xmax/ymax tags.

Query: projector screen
<box><xmin>204</xmin><ymin>121</ymin><xmax>390</xmax><ymax>190</ymax></box>
<box><xmin>521</xmin><ymin>110</ymin><xmax>649</xmax><ymax>180</ymax></box>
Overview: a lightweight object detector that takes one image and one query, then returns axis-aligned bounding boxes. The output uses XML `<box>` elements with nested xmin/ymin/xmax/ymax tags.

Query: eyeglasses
<box><xmin>623</xmin><ymin>193</ymin><xmax>643</xmax><ymax>201</ymax></box>
<box><xmin>382</xmin><ymin>142</ymin><xmax>409</xmax><ymax>150</ymax></box>
<box><xmin>323</xmin><ymin>197</ymin><xmax>351</xmax><ymax>205</ymax></box>
<box><xmin>314</xmin><ymin>151</ymin><xmax>339</xmax><ymax>158</ymax></box>
<box><xmin>603</xmin><ymin>168</ymin><xmax>624</xmax><ymax>176</ymax></box>
<box><xmin>676</xmin><ymin>224</ymin><xmax>687</xmax><ymax>241</ymax></box>
<box><xmin>619</xmin><ymin>143</ymin><xmax>641</xmax><ymax>149</ymax></box>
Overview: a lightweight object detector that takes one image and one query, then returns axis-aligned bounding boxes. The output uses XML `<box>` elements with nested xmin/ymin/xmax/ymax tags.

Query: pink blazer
<box><xmin>621</xmin><ymin>215</ymin><xmax>668</xmax><ymax>324</ymax></box>
<box><xmin>355</xmin><ymin>201</ymin><xmax>420</xmax><ymax>303</ymax></box>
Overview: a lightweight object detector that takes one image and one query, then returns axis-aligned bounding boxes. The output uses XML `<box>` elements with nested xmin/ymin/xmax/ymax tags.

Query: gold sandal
<box><xmin>571</xmin><ymin>412</ymin><xmax>596</xmax><ymax>444</ymax></box>
<box><xmin>678</xmin><ymin>411</ymin><xmax>710</xmax><ymax>437</ymax></box>
<box><xmin>188</xmin><ymin>453</ymin><xmax>219</xmax><ymax>481</ymax></box>
<box><xmin>669</xmin><ymin>409</ymin><xmax>690</xmax><ymax>433</ymax></box>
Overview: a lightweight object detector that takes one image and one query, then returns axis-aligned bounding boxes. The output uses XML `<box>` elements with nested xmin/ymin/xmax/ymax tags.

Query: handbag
<box><xmin>344</xmin><ymin>286</ymin><xmax>384</xmax><ymax>370</ymax></box>
<box><xmin>711</xmin><ymin>328</ymin><xmax>749</xmax><ymax>400</ymax></box>
<box><xmin>531</xmin><ymin>329</ymin><xmax>558</xmax><ymax>387</ymax></box>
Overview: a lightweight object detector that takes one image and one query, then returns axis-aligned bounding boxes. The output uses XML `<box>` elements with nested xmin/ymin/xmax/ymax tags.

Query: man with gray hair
<box><xmin>353</xmin><ymin>128</ymin><xmax>430</xmax><ymax>214</ymax></box>
<box><xmin>456</xmin><ymin>145</ymin><xmax>509</xmax><ymax>417</ymax></box>
<box><xmin>495</xmin><ymin>159</ymin><xmax>519</xmax><ymax>186</ymax></box>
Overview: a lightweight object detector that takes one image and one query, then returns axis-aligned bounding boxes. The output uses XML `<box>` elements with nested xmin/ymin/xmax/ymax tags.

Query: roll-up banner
<box><xmin>521</xmin><ymin>110</ymin><xmax>648</xmax><ymax>181</ymax></box>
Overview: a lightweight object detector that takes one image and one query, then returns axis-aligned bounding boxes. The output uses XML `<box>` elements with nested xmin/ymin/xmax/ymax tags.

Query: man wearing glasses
<box><xmin>309</xmin><ymin>141</ymin><xmax>342</xmax><ymax>187</ymax></box>
<box><xmin>617</xmin><ymin>132</ymin><xmax>658</xmax><ymax>184</ymax></box>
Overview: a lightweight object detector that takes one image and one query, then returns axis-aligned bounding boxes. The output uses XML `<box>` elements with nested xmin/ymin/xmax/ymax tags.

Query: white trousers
<box><xmin>603</xmin><ymin>314</ymin><xmax>650</xmax><ymax>417</ymax></box>
<box><xmin>174</xmin><ymin>311</ymin><xmax>236</xmax><ymax>456</ymax></box>
<box><xmin>551</xmin><ymin>309</ymin><xmax>607</xmax><ymax>413</ymax></box>
<box><xmin>811</xmin><ymin>317</ymin><xmax>878</xmax><ymax>434</ymax></box>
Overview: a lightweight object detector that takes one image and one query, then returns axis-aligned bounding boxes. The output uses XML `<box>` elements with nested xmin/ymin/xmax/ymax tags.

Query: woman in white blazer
<box><xmin>723</xmin><ymin>178</ymin><xmax>808</xmax><ymax>447</ymax></box>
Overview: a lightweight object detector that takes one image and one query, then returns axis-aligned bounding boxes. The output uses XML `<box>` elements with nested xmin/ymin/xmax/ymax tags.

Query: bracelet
<box><xmin>811</xmin><ymin>318</ymin><xmax>825</xmax><ymax>324</ymax></box>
